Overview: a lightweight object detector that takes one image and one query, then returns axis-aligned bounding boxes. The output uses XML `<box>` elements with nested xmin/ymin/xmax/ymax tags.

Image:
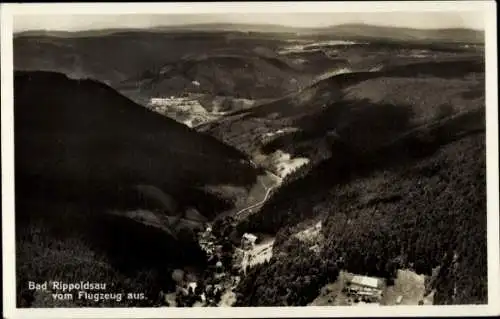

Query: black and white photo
<box><xmin>1</xmin><ymin>1</ymin><xmax>498</xmax><ymax>318</ymax></box>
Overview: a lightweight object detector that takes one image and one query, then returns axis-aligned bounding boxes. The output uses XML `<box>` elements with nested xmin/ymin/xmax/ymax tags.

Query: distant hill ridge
<box><xmin>15</xmin><ymin>23</ymin><xmax>484</xmax><ymax>43</ymax></box>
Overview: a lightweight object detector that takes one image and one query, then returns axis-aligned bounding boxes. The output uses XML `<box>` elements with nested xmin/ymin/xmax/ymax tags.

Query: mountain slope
<box><xmin>236</xmin><ymin>131</ymin><xmax>486</xmax><ymax>306</ymax></box>
<box><xmin>199</xmin><ymin>56</ymin><xmax>484</xmax><ymax>176</ymax></box>
<box><xmin>15</xmin><ymin>71</ymin><xmax>258</xmax><ymax>204</ymax></box>
<box><xmin>125</xmin><ymin>47</ymin><xmax>307</xmax><ymax>101</ymax></box>
<box><xmin>14</xmin><ymin>71</ymin><xmax>259</xmax><ymax>307</ymax></box>
<box><xmin>232</xmin><ymin>56</ymin><xmax>486</xmax><ymax>306</ymax></box>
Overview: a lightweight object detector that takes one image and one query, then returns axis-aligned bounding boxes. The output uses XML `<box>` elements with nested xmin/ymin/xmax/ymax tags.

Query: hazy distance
<box><xmin>14</xmin><ymin>12</ymin><xmax>484</xmax><ymax>32</ymax></box>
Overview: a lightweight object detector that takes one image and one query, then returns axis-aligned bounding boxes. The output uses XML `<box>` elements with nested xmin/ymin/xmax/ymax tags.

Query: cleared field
<box><xmin>381</xmin><ymin>269</ymin><xmax>434</xmax><ymax>305</ymax></box>
<box><xmin>241</xmin><ymin>238</ymin><xmax>275</xmax><ymax>271</ymax></box>
<box><xmin>294</xmin><ymin>221</ymin><xmax>322</xmax><ymax>243</ymax></box>
<box><xmin>309</xmin><ymin>271</ymin><xmax>355</xmax><ymax>306</ymax></box>
<box><xmin>245</xmin><ymin>173</ymin><xmax>281</xmax><ymax>205</ymax></box>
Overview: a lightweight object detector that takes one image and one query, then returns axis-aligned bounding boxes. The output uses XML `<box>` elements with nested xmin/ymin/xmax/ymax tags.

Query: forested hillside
<box><xmin>202</xmin><ymin>57</ymin><xmax>484</xmax><ymax>163</ymax></box>
<box><xmin>234</xmin><ymin>55</ymin><xmax>487</xmax><ymax>305</ymax></box>
<box><xmin>236</xmin><ymin>129</ymin><xmax>486</xmax><ymax>305</ymax></box>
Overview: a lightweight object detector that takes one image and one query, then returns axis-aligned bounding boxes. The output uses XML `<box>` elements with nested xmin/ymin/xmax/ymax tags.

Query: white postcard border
<box><xmin>1</xmin><ymin>1</ymin><xmax>498</xmax><ymax>318</ymax></box>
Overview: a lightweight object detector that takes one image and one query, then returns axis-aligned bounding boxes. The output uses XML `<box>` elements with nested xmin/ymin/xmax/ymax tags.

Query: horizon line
<box><xmin>13</xmin><ymin>21</ymin><xmax>485</xmax><ymax>34</ymax></box>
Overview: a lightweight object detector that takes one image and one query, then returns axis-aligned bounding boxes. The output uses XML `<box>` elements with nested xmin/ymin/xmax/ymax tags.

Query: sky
<box><xmin>13</xmin><ymin>12</ymin><xmax>484</xmax><ymax>32</ymax></box>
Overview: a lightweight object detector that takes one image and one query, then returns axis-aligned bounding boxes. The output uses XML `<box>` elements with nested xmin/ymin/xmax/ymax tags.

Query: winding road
<box><xmin>234</xmin><ymin>171</ymin><xmax>282</xmax><ymax>219</ymax></box>
<box><xmin>234</xmin><ymin>185</ymin><xmax>275</xmax><ymax>219</ymax></box>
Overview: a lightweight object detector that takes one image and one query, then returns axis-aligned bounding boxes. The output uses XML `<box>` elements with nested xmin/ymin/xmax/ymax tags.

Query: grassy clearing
<box><xmin>294</xmin><ymin>221</ymin><xmax>323</xmax><ymax>243</ymax></box>
<box><xmin>241</xmin><ymin>238</ymin><xmax>275</xmax><ymax>271</ymax></box>
<box><xmin>381</xmin><ymin>269</ymin><xmax>431</xmax><ymax>305</ymax></box>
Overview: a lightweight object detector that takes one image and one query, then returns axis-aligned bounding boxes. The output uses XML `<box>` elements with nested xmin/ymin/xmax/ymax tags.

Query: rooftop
<box><xmin>350</xmin><ymin>275</ymin><xmax>380</xmax><ymax>289</ymax></box>
<box><xmin>242</xmin><ymin>233</ymin><xmax>258</xmax><ymax>241</ymax></box>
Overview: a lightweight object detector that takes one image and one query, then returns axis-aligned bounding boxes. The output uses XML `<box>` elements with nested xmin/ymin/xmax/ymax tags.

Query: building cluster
<box><xmin>148</xmin><ymin>96</ymin><xmax>205</xmax><ymax>113</ymax></box>
<box><xmin>198</xmin><ymin>226</ymin><xmax>216</xmax><ymax>255</ymax></box>
<box><xmin>173</xmin><ymin>280</ymin><xmax>229</xmax><ymax>307</ymax></box>
<box><xmin>165</xmin><ymin>228</ymin><xmax>269</xmax><ymax>307</ymax></box>
<box><xmin>344</xmin><ymin>275</ymin><xmax>383</xmax><ymax>304</ymax></box>
<box><xmin>198</xmin><ymin>227</ymin><xmax>228</xmax><ymax>276</ymax></box>
<box><xmin>168</xmin><ymin>225</ymin><xmax>240</xmax><ymax>307</ymax></box>
<box><xmin>231</xmin><ymin>233</ymin><xmax>259</xmax><ymax>275</ymax></box>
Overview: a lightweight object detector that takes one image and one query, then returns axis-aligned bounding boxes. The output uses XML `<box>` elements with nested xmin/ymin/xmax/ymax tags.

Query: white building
<box><xmin>187</xmin><ymin>282</ymin><xmax>197</xmax><ymax>293</ymax></box>
<box><xmin>350</xmin><ymin>275</ymin><xmax>380</xmax><ymax>289</ymax></box>
<box><xmin>346</xmin><ymin>275</ymin><xmax>383</xmax><ymax>303</ymax></box>
<box><xmin>241</xmin><ymin>233</ymin><xmax>258</xmax><ymax>250</ymax></box>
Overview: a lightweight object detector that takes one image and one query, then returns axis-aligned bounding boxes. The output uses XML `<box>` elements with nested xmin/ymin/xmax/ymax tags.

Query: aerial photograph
<box><xmin>8</xmin><ymin>6</ymin><xmax>490</xmax><ymax>310</ymax></box>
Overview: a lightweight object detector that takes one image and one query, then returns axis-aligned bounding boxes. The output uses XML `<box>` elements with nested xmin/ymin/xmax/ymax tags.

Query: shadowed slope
<box><xmin>14</xmin><ymin>71</ymin><xmax>258</xmax><ymax>209</ymax></box>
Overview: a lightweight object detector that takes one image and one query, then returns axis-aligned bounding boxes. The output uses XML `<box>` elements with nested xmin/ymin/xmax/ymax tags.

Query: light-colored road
<box><xmin>234</xmin><ymin>172</ymin><xmax>281</xmax><ymax>218</ymax></box>
<box><xmin>235</xmin><ymin>184</ymin><xmax>274</xmax><ymax>218</ymax></box>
